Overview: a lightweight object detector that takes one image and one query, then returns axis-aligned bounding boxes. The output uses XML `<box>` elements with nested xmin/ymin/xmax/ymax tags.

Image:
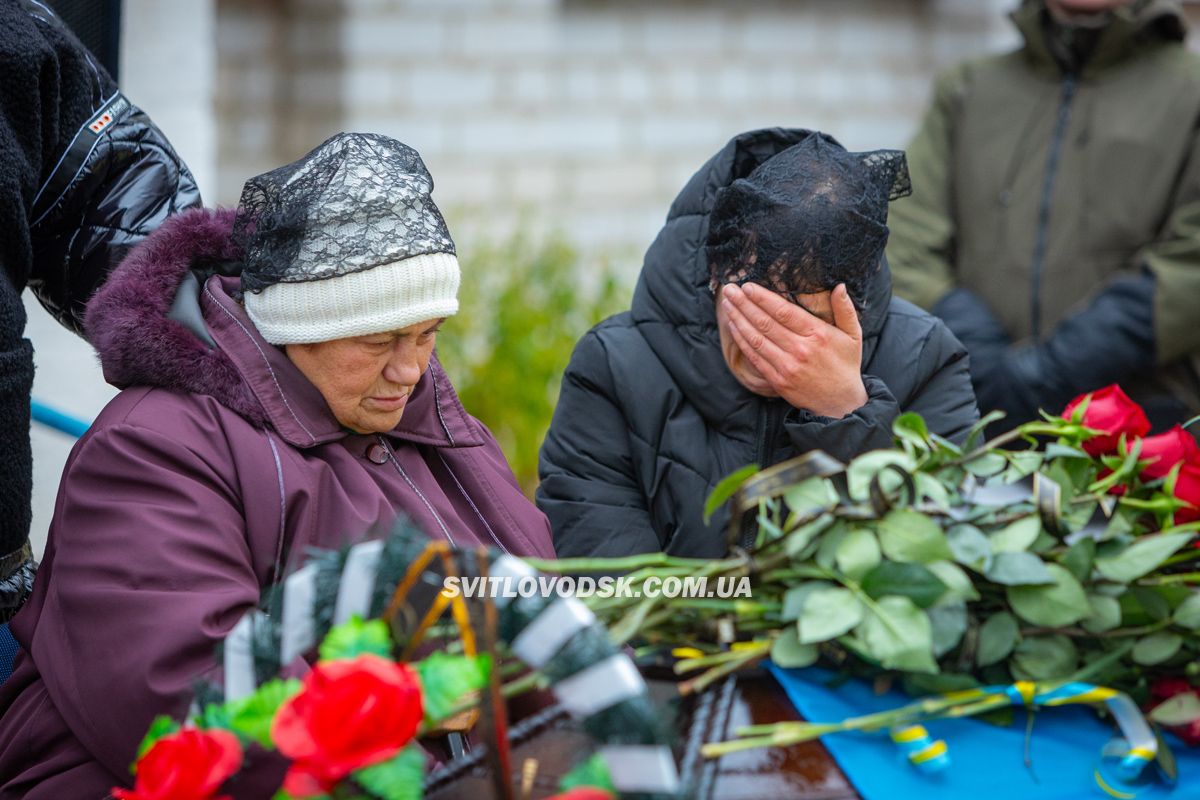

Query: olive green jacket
<box><xmin>888</xmin><ymin>0</ymin><xmax>1200</xmax><ymax>421</ymax></box>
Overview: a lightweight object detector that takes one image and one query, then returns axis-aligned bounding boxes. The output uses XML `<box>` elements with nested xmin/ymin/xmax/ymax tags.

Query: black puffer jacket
<box><xmin>537</xmin><ymin>129</ymin><xmax>979</xmax><ymax>559</ymax></box>
<box><xmin>0</xmin><ymin>0</ymin><xmax>200</xmax><ymax>617</ymax></box>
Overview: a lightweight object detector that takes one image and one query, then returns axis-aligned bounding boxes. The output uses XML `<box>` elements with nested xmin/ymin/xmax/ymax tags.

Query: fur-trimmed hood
<box><xmin>85</xmin><ymin>208</ymin><xmax>266</xmax><ymax>425</ymax></box>
<box><xmin>84</xmin><ymin>207</ymin><xmax>480</xmax><ymax>448</ymax></box>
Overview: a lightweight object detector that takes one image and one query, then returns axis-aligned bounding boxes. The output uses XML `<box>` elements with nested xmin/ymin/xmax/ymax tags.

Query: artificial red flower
<box><xmin>112</xmin><ymin>728</ymin><xmax>242</xmax><ymax>800</ymax></box>
<box><xmin>544</xmin><ymin>789</ymin><xmax>617</xmax><ymax>800</ymax></box>
<box><xmin>1062</xmin><ymin>385</ymin><xmax>1150</xmax><ymax>457</ymax></box>
<box><xmin>1147</xmin><ymin>677</ymin><xmax>1200</xmax><ymax>746</ymax></box>
<box><xmin>272</xmin><ymin>654</ymin><xmax>423</xmax><ymax>797</ymax></box>
<box><xmin>1138</xmin><ymin>426</ymin><xmax>1200</xmax><ymax>481</ymax></box>
<box><xmin>1173</xmin><ymin>462</ymin><xmax>1200</xmax><ymax>525</ymax></box>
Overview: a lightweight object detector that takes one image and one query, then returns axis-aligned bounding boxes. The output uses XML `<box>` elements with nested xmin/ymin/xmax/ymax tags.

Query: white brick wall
<box><xmin>214</xmin><ymin>0</ymin><xmax>1018</xmax><ymax>264</ymax></box>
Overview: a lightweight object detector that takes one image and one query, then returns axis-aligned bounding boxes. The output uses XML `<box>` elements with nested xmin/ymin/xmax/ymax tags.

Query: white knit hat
<box><xmin>236</xmin><ymin>133</ymin><xmax>460</xmax><ymax>345</ymax></box>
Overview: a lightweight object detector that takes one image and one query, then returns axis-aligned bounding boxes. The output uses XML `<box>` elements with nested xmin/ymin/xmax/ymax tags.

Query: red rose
<box><xmin>1173</xmin><ymin>461</ymin><xmax>1200</xmax><ymax>525</ymax></box>
<box><xmin>1138</xmin><ymin>426</ymin><xmax>1200</xmax><ymax>481</ymax></box>
<box><xmin>112</xmin><ymin>729</ymin><xmax>242</xmax><ymax>800</ymax></box>
<box><xmin>272</xmin><ymin>654</ymin><xmax>423</xmax><ymax>797</ymax></box>
<box><xmin>1062</xmin><ymin>385</ymin><xmax>1150</xmax><ymax>456</ymax></box>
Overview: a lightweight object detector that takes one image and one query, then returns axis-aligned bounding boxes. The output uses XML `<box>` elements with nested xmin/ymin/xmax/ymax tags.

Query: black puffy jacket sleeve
<box><xmin>783</xmin><ymin>316</ymin><xmax>979</xmax><ymax>460</ymax></box>
<box><xmin>537</xmin><ymin>332</ymin><xmax>664</xmax><ymax>559</ymax></box>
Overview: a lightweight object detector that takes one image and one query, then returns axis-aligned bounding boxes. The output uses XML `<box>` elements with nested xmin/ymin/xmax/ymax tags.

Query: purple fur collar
<box><xmin>84</xmin><ymin>208</ymin><xmax>269</xmax><ymax>427</ymax></box>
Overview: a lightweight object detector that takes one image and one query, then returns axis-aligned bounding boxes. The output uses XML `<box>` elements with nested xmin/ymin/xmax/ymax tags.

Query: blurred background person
<box><xmin>887</xmin><ymin>0</ymin><xmax>1200</xmax><ymax>432</ymax></box>
<box><xmin>0</xmin><ymin>0</ymin><xmax>199</xmax><ymax>621</ymax></box>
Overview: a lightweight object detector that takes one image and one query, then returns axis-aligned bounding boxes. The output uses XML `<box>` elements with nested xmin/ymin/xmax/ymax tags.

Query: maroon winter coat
<box><xmin>0</xmin><ymin>208</ymin><xmax>555</xmax><ymax>798</ymax></box>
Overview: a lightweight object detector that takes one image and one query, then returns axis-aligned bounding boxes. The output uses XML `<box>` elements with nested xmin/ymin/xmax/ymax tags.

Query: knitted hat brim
<box><xmin>245</xmin><ymin>252</ymin><xmax>460</xmax><ymax>345</ymax></box>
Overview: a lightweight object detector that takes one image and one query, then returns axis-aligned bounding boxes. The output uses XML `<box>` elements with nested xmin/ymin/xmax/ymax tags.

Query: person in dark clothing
<box><xmin>538</xmin><ymin>129</ymin><xmax>980</xmax><ymax>560</ymax></box>
<box><xmin>887</xmin><ymin>0</ymin><xmax>1200</xmax><ymax>431</ymax></box>
<box><xmin>0</xmin><ymin>0</ymin><xmax>200</xmax><ymax>617</ymax></box>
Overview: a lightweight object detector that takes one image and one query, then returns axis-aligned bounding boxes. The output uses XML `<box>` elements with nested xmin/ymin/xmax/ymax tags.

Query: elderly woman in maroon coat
<box><xmin>0</xmin><ymin>133</ymin><xmax>555</xmax><ymax>798</ymax></box>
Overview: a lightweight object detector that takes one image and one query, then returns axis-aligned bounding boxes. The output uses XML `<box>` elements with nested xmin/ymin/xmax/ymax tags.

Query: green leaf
<box><xmin>926</xmin><ymin>560</ymin><xmax>980</xmax><ymax>602</ymax></box>
<box><xmin>1012</xmin><ymin>635</ymin><xmax>1078</xmax><ymax>681</ymax></box>
<box><xmin>858</xmin><ymin>595</ymin><xmax>938</xmax><ymax>674</ymax></box>
<box><xmin>1081</xmin><ymin>593</ymin><xmax>1122</xmax><ymax>633</ymax></box>
<box><xmin>989</xmin><ymin>517</ymin><xmax>1041</xmax><ymax>553</ymax></box>
<box><xmin>319</xmin><ymin>615</ymin><xmax>392</xmax><ymax>662</ymax></box>
<box><xmin>136</xmin><ymin>715</ymin><xmax>180</xmax><ymax>762</ymax></box>
<box><xmin>1149</xmin><ymin>692</ymin><xmax>1200</xmax><ymax>726</ymax></box>
<box><xmin>1045</xmin><ymin>443</ymin><xmax>1090</xmax><ymax>460</ymax></box>
<box><xmin>415</xmin><ymin>652</ymin><xmax>492</xmax><ymax>725</ymax></box>
<box><xmin>226</xmin><ymin>679</ymin><xmax>302</xmax><ymax>748</ymax></box>
<box><xmin>835</xmin><ymin>529</ymin><xmax>881</xmax><ymax>581</ymax></box>
<box><xmin>1095</xmin><ymin>532</ymin><xmax>1193</xmax><ymax>583</ymax></box>
<box><xmin>860</xmin><ymin>561</ymin><xmax>948</xmax><ymax>608</ymax></box>
<box><xmin>893</xmin><ymin>412</ymin><xmax>931</xmax><ymax>449</ymax></box>
<box><xmin>784</xmin><ymin>514</ymin><xmax>835</xmax><ymax>558</ymax></box>
<box><xmin>964</xmin><ymin>410</ymin><xmax>1006</xmax><ymax>450</ymax></box>
<box><xmin>704</xmin><ymin>464</ymin><xmax>759</xmax><ymax>523</ymax></box>
<box><xmin>1005</xmin><ymin>451</ymin><xmax>1045</xmax><ymax>480</ymax></box>
<box><xmin>946</xmin><ymin>524</ymin><xmax>992</xmax><ymax>571</ymax></box>
<box><xmin>964</xmin><ymin>451</ymin><xmax>1008</xmax><ymax>478</ymax></box>
<box><xmin>780</xmin><ymin>581</ymin><xmax>834</xmax><ymax>621</ymax></box>
<box><xmin>847</xmin><ymin>450</ymin><xmax>916</xmax><ymax>501</ymax></box>
<box><xmin>355</xmin><ymin>744</ymin><xmax>426</xmax><ymax>800</ymax></box>
<box><xmin>771</xmin><ymin>626</ymin><xmax>820</xmax><ymax>668</ymax></box>
<box><xmin>976</xmin><ymin>612</ymin><xmax>1020</xmax><ymax>667</ymax></box>
<box><xmin>877</xmin><ymin>509</ymin><xmax>953</xmax><ymax>564</ymax></box>
<box><xmin>797</xmin><ymin>587</ymin><xmax>864</xmax><ymax>644</ymax></box>
<box><xmin>1133</xmin><ymin>586</ymin><xmax>1173</xmax><ymax>622</ymax></box>
<box><xmin>985</xmin><ymin>551</ymin><xmax>1055</xmax><ymax>586</ymax></box>
<box><xmin>916</xmin><ymin>473</ymin><xmax>952</xmax><ymax>508</ymax></box>
<box><xmin>783</xmin><ymin>477</ymin><xmax>839</xmax><ymax>518</ymax></box>
<box><xmin>559</xmin><ymin>753</ymin><xmax>616</xmax><ymax>793</ymax></box>
<box><xmin>1132</xmin><ymin>632</ymin><xmax>1184</xmax><ymax>666</ymax></box>
<box><xmin>1006</xmin><ymin>564</ymin><xmax>1091</xmax><ymax>627</ymax></box>
<box><xmin>1058</xmin><ymin>538</ymin><xmax>1096</xmax><ymax>583</ymax></box>
<box><xmin>1174</xmin><ymin>591</ymin><xmax>1200</xmax><ymax>629</ymax></box>
<box><xmin>929</xmin><ymin>601</ymin><xmax>968</xmax><ymax>657</ymax></box>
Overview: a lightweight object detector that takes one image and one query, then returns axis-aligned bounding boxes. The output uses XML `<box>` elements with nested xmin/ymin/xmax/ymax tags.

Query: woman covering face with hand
<box><xmin>538</xmin><ymin>129</ymin><xmax>979</xmax><ymax>560</ymax></box>
<box><xmin>0</xmin><ymin>133</ymin><xmax>553</xmax><ymax>799</ymax></box>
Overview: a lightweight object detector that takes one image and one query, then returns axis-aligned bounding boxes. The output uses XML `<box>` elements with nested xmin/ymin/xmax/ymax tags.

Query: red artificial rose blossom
<box><xmin>1148</xmin><ymin>678</ymin><xmax>1200</xmax><ymax>746</ymax></box>
<box><xmin>1138</xmin><ymin>426</ymin><xmax>1200</xmax><ymax>481</ymax></box>
<box><xmin>272</xmin><ymin>654</ymin><xmax>423</xmax><ymax>797</ymax></box>
<box><xmin>112</xmin><ymin>728</ymin><xmax>242</xmax><ymax>800</ymax></box>
<box><xmin>1173</xmin><ymin>461</ymin><xmax>1200</xmax><ymax>525</ymax></box>
<box><xmin>1062</xmin><ymin>385</ymin><xmax>1151</xmax><ymax>457</ymax></box>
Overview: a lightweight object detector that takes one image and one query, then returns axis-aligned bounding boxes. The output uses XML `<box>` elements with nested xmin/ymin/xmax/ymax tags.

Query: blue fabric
<box><xmin>767</xmin><ymin>664</ymin><xmax>1200</xmax><ymax>800</ymax></box>
<box><xmin>0</xmin><ymin>623</ymin><xmax>18</xmax><ymax>685</ymax></box>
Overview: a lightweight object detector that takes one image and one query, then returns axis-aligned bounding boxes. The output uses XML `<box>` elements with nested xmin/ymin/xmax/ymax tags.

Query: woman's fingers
<box><xmin>725</xmin><ymin>314</ymin><xmax>787</xmax><ymax>385</ymax></box>
<box><xmin>739</xmin><ymin>283</ymin><xmax>822</xmax><ymax>337</ymax></box>
<box><xmin>830</xmin><ymin>284</ymin><xmax>863</xmax><ymax>342</ymax></box>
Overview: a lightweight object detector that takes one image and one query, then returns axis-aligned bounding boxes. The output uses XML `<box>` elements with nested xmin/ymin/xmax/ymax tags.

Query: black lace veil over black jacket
<box><xmin>0</xmin><ymin>0</ymin><xmax>200</xmax><ymax>616</ymax></box>
<box><xmin>537</xmin><ymin>129</ymin><xmax>979</xmax><ymax>559</ymax></box>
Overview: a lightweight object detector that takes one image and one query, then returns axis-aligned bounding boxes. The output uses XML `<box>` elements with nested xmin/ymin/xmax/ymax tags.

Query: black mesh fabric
<box><xmin>235</xmin><ymin>132</ymin><xmax>456</xmax><ymax>294</ymax></box>
<box><xmin>706</xmin><ymin>134</ymin><xmax>911</xmax><ymax>309</ymax></box>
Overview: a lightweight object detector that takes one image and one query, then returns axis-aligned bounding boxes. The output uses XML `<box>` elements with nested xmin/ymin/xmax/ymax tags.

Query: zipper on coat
<box><xmin>1029</xmin><ymin>72</ymin><xmax>1078</xmax><ymax>341</ymax></box>
<box><xmin>738</xmin><ymin>400</ymin><xmax>783</xmax><ymax>550</ymax></box>
<box><xmin>376</xmin><ymin>436</ymin><xmax>455</xmax><ymax>544</ymax></box>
